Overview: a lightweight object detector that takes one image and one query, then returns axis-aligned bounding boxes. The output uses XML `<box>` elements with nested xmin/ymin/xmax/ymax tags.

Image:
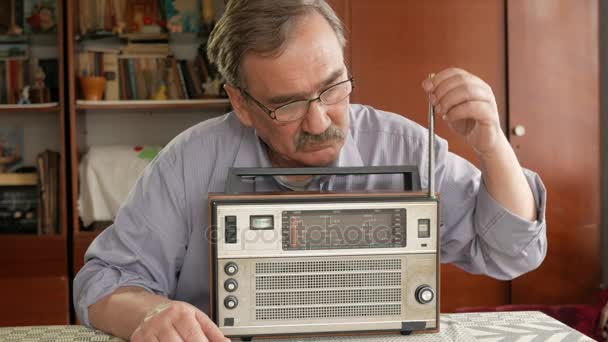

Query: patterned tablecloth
<box><xmin>0</xmin><ymin>311</ymin><xmax>596</xmax><ymax>342</ymax></box>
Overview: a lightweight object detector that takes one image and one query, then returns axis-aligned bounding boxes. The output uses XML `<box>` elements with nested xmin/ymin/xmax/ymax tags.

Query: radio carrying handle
<box><xmin>225</xmin><ymin>166</ymin><xmax>420</xmax><ymax>194</ymax></box>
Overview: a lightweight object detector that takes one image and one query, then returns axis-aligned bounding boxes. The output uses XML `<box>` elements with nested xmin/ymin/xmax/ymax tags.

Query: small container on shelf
<box><xmin>78</xmin><ymin>75</ymin><xmax>106</xmax><ymax>101</ymax></box>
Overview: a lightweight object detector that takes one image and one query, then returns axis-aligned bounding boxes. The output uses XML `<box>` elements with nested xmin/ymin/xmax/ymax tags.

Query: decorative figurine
<box><xmin>17</xmin><ymin>86</ymin><xmax>31</xmax><ymax>105</ymax></box>
<box><xmin>152</xmin><ymin>84</ymin><xmax>168</xmax><ymax>101</ymax></box>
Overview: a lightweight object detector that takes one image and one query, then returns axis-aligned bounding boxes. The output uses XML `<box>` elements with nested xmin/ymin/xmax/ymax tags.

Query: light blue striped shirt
<box><xmin>74</xmin><ymin>104</ymin><xmax>547</xmax><ymax>326</ymax></box>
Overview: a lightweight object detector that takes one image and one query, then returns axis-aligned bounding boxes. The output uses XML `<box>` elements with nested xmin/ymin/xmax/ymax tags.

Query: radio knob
<box><xmin>415</xmin><ymin>285</ymin><xmax>435</xmax><ymax>304</ymax></box>
<box><xmin>224</xmin><ymin>279</ymin><xmax>238</xmax><ymax>292</ymax></box>
<box><xmin>224</xmin><ymin>296</ymin><xmax>238</xmax><ymax>309</ymax></box>
<box><xmin>224</xmin><ymin>262</ymin><xmax>239</xmax><ymax>276</ymax></box>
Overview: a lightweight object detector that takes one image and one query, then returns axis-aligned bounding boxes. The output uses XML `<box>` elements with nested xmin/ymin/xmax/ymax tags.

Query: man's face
<box><xmin>232</xmin><ymin>11</ymin><xmax>350</xmax><ymax>167</ymax></box>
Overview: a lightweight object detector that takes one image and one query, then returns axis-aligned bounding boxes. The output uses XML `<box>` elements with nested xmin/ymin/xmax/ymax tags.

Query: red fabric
<box><xmin>455</xmin><ymin>300</ymin><xmax>605</xmax><ymax>341</ymax></box>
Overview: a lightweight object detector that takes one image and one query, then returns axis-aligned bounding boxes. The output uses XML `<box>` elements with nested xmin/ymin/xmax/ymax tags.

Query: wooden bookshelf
<box><xmin>66</xmin><ymin>0</ymin><xmax>230</xmax><ymax>286</ymax></box>
<box><xmin>76</xmin><ymin>98</ymin><xmax>230</xmax><ymax>111</ymax></box>
<box><xmin>0</xmin><ymin>102</ymin><xmax>60</xmax><ymax>113</ymax></box>
<box><xmin>0</xmin><ymin>0</ymin><xmax>69</xmax><ymax>327</ymax></box>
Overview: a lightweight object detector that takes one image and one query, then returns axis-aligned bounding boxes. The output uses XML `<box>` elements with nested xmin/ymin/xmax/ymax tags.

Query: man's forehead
<box><xmin>242</xmin><ymin>53</ymin><xmax>345</xmax><ymax>98</ymax></box>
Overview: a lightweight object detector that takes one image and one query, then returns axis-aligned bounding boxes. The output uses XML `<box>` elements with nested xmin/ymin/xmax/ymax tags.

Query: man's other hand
<box><xmin>131</xmin><ymin>301</ymin><xmax>230</xmax><ymax>342</ymax></box>
<box><xmin>422</xmin><ymin>67</ymin><xmax>502</xmax><ymax>157</ymax></box>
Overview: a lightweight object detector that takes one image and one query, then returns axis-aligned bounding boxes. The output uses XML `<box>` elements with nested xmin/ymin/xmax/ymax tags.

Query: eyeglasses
<box><xmin>240</xmin><ymin>77</ymin><xmax>355</xmax><ymax>122</ymax></box>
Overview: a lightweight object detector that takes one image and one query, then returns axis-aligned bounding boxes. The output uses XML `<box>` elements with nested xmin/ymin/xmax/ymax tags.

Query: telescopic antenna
<box><xmin>428</xmin><ymin>74</ymin><xmax>436</xmax><ymax>199</ymax></box>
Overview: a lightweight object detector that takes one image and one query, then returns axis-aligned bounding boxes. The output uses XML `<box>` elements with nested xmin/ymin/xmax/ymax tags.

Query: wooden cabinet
<box><xmin>508</xmin><ymin>0</ymin><xmax>601</xmax><ymax>305</ymax></box>
<box><xmin>337</xmin><ymin>0</ymin><xmax>601</xmax><ymax>310</ymax></box>
<box><xmin>0</xmin><ymin>0</ymin><xmax>70</xmax><ymax>325</ymax></box>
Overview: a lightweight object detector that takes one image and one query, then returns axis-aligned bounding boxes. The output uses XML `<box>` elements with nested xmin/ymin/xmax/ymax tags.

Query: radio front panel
<box><xmin>210</xmin><ymin>195</ymin><xmax>439</xmax><ymax>338</ymax></box>
<box><xmin>215</xmin><ymin>201</ymin><xmax>437</xmax><ymax>258</ymax></box>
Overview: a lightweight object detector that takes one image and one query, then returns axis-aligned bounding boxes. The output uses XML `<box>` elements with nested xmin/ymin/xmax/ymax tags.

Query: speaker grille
<box><xmin>254</xmin><ymin>258</ymin><xmax>403</xmax><ymax>320</ymax></box>
<box><xmin>256</xmin><ymin>272</ymin><xmax>401</xmax><ymax>290</ymax></box>
<box><xmin>256</xmin><ymin>288</ymin><xmax>401</xmax><ymax>306</ymax></box>
<box><xmin>256</xmin><ymin>304</ymin><xmax>401</xmax><ymax>320</ymax></box>
<box><xmin>256</xmin><ymin>259</ymin><xmax>401</xmax><ymax>274</ymax></box>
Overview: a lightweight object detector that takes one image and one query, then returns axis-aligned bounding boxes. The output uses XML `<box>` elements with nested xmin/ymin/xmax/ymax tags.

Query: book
<box><xmin>36</xmin><ymin>149</ymin><xmax>59</xmax><ymax>235</ymax></box>
<box><xmin>0</xmin><ymin>127</ymin><xmax>23</xmax><ymax>173</ymax></box>
<box><xmin>0</xmin><ymin>62</ymin><xmax>5</xmax><ymax>104</ymax></box>
<box><xmin>102</xmin><ymin>52</ymin><xmax>119</xmax><ymax>100</ymax></box>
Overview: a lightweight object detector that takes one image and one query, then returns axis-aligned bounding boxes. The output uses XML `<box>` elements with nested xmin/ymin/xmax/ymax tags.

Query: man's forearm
<box><xmin>478</xmin><ymin>133</ymin><xmax>537</xmax><ymax>221</ymax></box>
<box><xmin>88</xmin><ymin>286</ymin><xmax>171</xmax><ymax>340</ymax></box>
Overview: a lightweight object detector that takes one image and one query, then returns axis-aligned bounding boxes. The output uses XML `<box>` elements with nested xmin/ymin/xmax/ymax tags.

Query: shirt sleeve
<box><xmin>437</xmin><ymin>144</ymin><xmax>547</xmax><ymax>280</ymax></box>
<box><xmin>73</xmin><ymin>145</ymin><xmax>189</xmax><ymax>327</ymax></box>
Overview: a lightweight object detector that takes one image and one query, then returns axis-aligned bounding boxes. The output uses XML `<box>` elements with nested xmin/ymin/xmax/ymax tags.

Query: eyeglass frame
<box><xmin>239</xmin><ymin>76</ymin><xmax>355</xmax><ymax>122</ymax></box>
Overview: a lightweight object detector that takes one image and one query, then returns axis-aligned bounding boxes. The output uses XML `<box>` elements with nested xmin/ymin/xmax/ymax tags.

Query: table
<box><xmin>0</xmin><ymin>311</ymin><xmax>596</xmax><ymax>341</ymax></box>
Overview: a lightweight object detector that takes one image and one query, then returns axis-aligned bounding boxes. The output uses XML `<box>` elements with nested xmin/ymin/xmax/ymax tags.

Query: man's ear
<box><xmin>224</xmin><ymin>84</ymin><xmax>254</xmax><ymax>127</ymax></box>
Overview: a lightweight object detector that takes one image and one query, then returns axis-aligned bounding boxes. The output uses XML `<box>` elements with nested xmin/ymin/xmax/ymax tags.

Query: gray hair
<box><xmin>207</xmin><ymin>0</ymin><xmax>346</xmax><ymax>89</ymax></box>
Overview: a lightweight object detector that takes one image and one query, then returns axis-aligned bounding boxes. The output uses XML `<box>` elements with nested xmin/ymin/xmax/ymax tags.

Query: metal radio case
<box><xmin>209</xmin><ymin>190</ymin><xmax>439</xmax><ymax>340</ymax></box>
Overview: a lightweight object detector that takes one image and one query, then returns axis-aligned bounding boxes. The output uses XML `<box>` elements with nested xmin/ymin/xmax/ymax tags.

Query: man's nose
<box><xmin>302</xmin><ymin>100</ymin><xmax>331</xmax><ymax>135</ymax></box>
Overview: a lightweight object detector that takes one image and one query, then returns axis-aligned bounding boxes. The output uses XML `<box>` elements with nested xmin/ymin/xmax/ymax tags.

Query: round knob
<box><xmin>224</xmin><ymin>262</ymin><xmax>238</xmax><ymax>276</ymax></box>
<box><xmin>513</xmin><ymin>125</ymin><xmax>526</xmax><ymax>137</ymax></box>
<box><xmin>224</xmin><ymin>295</ymin><xmax>238</xmax><ymax>309</ymax></box>
<box><xmin>415</xmin><ymin>285</ymin><xmax>435</xmax><ymax>304</ymax></box>
<box><xmin>224</xmin><ymin>279</ymin><xmax>238</xmax><ymax>292</ymax></box>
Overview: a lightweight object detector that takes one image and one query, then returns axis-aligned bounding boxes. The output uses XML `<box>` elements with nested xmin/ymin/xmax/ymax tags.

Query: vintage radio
<box><xmin>0</xmin><ymin>174</ymin><xmax>39</xmax><ymax>234</ymax></box>
<box><xmin>209</xmin><ymin>105</ymin><xmax>440</xmax><ymax>340</ymax></box>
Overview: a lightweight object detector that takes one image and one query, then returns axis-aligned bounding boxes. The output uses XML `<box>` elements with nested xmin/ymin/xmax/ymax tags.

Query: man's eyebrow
<box><xmin>267</xmin><ymin>68</ymin><xmax>346</xmax><ymax>105</ymax></box>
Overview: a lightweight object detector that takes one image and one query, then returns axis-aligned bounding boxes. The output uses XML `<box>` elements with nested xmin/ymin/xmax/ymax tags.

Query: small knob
<box><xmin>224</xmin><ymin>262</ymin><xmax>238</xmax><ymax>276</ymax></box>
<box><xmin>224</xmin><ymin>295</ymin><xmax>238</xmax><ymax>309</ymax></box>
<box><xmin>224</xmin><ymin>279</ymin><xmax>238</xmax><ymax>292</ymax></box>
<box><xmin>415</xmin><ymin>285</ymin><xmax>435</xmax><ymax>304</ymax></box>
<box><xmin>513</xmin><ymin>125</ymin><xmax>526</xmax><ymax>137</ymax></box>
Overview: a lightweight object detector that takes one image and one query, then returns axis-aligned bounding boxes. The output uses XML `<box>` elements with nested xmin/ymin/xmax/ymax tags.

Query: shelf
<box><xmin>76</xmin><ymin>99</ymin><xmax>231</xmax><ymax>111</ymax></box>
<box><xmin>0</xmin><ymin>173</ymin><xmax>38</xmax><ymax>186</ymax></box>
<box><xmin>76</xmin><ymin>31</ymin><xmax>204</xmax><ymax>43</ymax></box>
<box><xmin>0</xmin><ymin>103</ymin><xmax>60</xmax><ymax>113</ymax></box>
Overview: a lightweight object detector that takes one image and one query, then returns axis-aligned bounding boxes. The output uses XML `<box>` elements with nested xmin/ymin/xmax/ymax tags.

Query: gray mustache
<box><xmin>295</xmin><ymin>125</ymin><xmax>345</xmax><ymax>151</ymax></box>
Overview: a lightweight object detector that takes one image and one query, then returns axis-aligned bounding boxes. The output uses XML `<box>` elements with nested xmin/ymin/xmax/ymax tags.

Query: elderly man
<box><xmin>74</xmin><ymin>1</ymin><xmax>547</xmax><ymax>341</ymax></box>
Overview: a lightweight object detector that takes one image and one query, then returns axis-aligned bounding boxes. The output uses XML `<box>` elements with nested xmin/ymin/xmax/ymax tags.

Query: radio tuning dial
<box><xmin>224</xmin><ymin>262</ymin><xmax>239</xmax><ymax>276</ymax></box>
<box><xmin>224</xmin><ymin>296</ymin><xmax>238</xmax><ymax>309</ymax></box>
<box><xmin>415</xmin><ymin>285</ymin><xmax>435</xmax><ymax>304</ymax></box>
<box><xmin>224</xmin><ymin>279</ymin><xmax>238</xmax><ymax>292</ymax></box>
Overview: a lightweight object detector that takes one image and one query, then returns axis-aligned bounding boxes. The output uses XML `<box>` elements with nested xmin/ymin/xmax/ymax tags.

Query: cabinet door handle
<box><xmin>513</xmin><ymin>125</ymin><xmax>526</xmax><ymax>137</ymax></box>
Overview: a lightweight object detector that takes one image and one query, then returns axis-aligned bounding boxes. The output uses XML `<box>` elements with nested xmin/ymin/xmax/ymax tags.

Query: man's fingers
<box><xmin>157</xmin><ymin>325</ymin><xmax>186</xmax><ymax>342</ymax></box>
<box><xmin>435</xmin><ymin>84</ymin><xmax>491</xmax><ymax>117</ymax></box>
<box><xmin>422</xmin><ymin>67</ymin><xmax>467</xmax><ymax>92</ymax></box>
<box><xmin>442</xmin><ymin>101</ymin><xmax>492</xmax><ymax>124</ymax></box>
<box><xmin>172</xmin><ymin>319</ymin><xmax>209</xmax><ymax>342</ymax></box>
<box><xmin>431</xmin><ymin>73</ymin><xmax>490</xmax><ymax>104</ymax></box>
<box><xmin>195</xmin><ymin>311</ymin><xmax>230</xmax><ymax>342</ymax></box>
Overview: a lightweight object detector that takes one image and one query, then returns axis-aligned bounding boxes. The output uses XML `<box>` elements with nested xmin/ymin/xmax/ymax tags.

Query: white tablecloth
<box><xmin>0</xmin><ymin>311</ymin><xmax>596</xmax><ymax>341</ymax></box>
